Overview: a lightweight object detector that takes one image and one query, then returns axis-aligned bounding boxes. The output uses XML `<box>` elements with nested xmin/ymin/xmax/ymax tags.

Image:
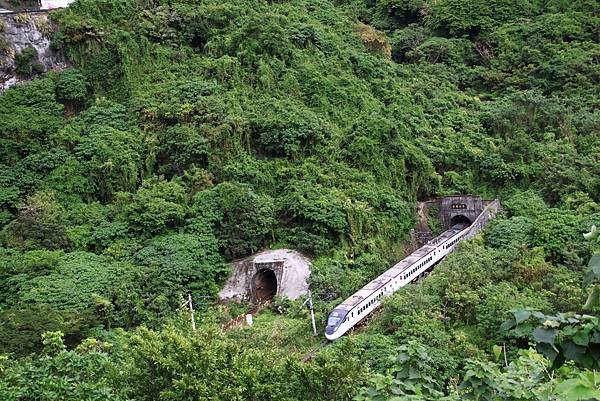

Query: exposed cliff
<box><xmin>0</xmin><ymin>12</ymin><xmax>66</xmax><ymax>90</ymax></box>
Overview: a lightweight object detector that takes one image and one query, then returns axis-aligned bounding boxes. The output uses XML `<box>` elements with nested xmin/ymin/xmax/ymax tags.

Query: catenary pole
<box><xmin>187</xmin><ymin>294</ymin><xmax>196</xmax><ymax>331</ymax></box>
<box><xmin>307</xmin><ymin>290</ymin><xmax>317</xmax><ymax>336</ymax></box>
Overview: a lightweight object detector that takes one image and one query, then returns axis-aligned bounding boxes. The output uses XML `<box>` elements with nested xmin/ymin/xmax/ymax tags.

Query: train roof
<box><xmin>335</xmin><ymin>224</ymin><xmax>468</xmax><ymax>310</ymax></box>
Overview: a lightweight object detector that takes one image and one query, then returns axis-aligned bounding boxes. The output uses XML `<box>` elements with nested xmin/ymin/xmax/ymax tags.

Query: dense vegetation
<box><xmin>0</xmin><ymin>0</ymin><xmax>598</xmax><ymax>399</ymax></box>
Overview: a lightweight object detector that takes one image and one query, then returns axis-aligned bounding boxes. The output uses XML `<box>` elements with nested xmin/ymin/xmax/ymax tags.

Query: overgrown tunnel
<box><xmin>253</xmin><ymin>268</ymin><xmax>278</xmax><ymax>302</ymax></box>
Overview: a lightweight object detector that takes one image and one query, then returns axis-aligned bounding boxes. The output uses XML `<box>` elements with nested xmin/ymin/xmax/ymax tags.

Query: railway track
<box><xmin>221</xmin><ymin>300</ymin><xmax>271</xmax><ymax>332</ymax></box>
<box><xmin>0</xmin><ymin>9</ymin><xmax>51</xmax><ymax>15</ymax></box>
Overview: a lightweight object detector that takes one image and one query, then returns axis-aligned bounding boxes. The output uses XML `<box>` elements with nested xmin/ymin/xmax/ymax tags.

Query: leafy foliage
<box><xmin>189</xmin><ymin>182</ymin><xmax>276</xmax><ymax>258</ymax></box>
<box><xmin>0</xmin><ymin>0</ymin><xmax>598</xmax><ymax>398</ymax></box>
<box><xmin>120</xmin><ymin>178</ymin><xmax>187</xmax><ymax>236</ymax></box>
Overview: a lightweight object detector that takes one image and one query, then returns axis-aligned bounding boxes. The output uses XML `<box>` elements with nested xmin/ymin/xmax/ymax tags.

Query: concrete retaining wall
<box><xmin>463</xmin><ymin>199</ymin><xmax>501</xmax><ymax>240</ymax></box>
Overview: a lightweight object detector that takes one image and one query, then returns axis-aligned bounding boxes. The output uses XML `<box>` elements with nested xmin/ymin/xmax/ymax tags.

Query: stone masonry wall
<box><xmin>0</xmin><ymin>12</ymin><xmax>66</xmax><ymax>90</ymax></box>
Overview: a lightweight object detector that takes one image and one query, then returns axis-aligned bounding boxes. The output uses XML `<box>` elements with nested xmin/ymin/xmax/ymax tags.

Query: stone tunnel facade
<box><xmin>219</xmin><ymin>249</ymin><xmax>311</xmax><ymax>303</ymax></box>
<box><xmin>427</xmin><ymin>195</ymin><xmax>498</xmax><ymax>230</ymax></box>
<box><xmin>413</xmin><ymin>195</ymin><xmax>500</xmax><ymax>246</ymax></box>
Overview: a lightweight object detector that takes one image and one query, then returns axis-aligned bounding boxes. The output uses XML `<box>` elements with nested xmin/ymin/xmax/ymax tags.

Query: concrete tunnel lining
<box><xmin>253</xmin><ymin>268</ymin><xmax>278</xmax><ymax>301</ymax></box>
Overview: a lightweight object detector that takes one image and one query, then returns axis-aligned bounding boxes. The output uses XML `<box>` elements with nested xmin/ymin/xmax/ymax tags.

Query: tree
<box><xmin>74</xmin><ymin>127</ymin><xmax>142</xmax><ymax>202</ymax></box>
<box><xmin>55</xmin><ymin>69</ymin><xmax>88</xmax><ymax>104</ymax></box>
<box><xmin>486</xmin><ymin>216</ymin><xmax>535</xmax><ymax>250</ymax></box>
<box><xmin>1</xmin><ymin>191</ymin><xmax>70</xmax><ymax>250</ymax></box>
<box><xmin>133</xmin><ymin>233</ymin><xmax>228</xmax><ymax>303</ymax></box>
<box><xmin>250</xmin><ymin>98</ymin><xmax>330</xmax><ymax>158</ymax></box>
<box><xmin>0</xmin><ymin>333</ymin><xmax>126</xmax><ymax>400</ymax></box>
<box><xmin>189</xmin><ymin>182</ymin><xmax>275</xmax><ymax>259</ymax></box>
<box><xmin>120</xmin><ymin>178</ymin><xmax>187</xmax><ymax>236</ymax></box>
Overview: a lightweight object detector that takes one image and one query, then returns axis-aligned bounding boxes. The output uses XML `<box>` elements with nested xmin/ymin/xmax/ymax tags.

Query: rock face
<box><xmin>0</xmin><ymin>12</ymin><xmax>66</xmax><ymax>90</ymax></box>
<box><xmin>219</xmin><ymin>249</ymin><xmax>311</xmax><ymax>303</ymax></box>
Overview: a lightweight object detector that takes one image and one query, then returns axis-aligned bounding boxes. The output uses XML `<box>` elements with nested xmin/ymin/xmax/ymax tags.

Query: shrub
<box><xmin>426</xmin><ymin>0</ymin><xmax>536</xmax><ymax>36</ymax></box>
<box><xmin>356</xmin><ymin>23</ymin><xmax>391</xmax><ymax>58</ymax></box>
<box><xmin>486</xmin><ymin>216</ymin><xmax>535</xmax><ymax>250</ymax></box>
<box><xmin>250</xmin><ymin>99</ymin><xmax>331</xmax><ymax>158</ymax></box>
<box><xmin>134</xmin><ymin>233</ymin><xmax>228</xmax><ymax>301</ymax></box>
<box><xmin>189</xmin><ymin>182</ymin><xmax>275</xmax><ymax>259</ymax></box>
<box><xmin>121</xmin><ymin>178</ymin><xmax>187</xmax><ymax>236</ymax></box>
<box><xmin>55</xmin><ymin>69</ymin><xmax>87</xmax><ymax>103</ymax></box>
<box><xmin>74</xmin><ymin>127</ymin><xmax>142</xmax><ymax>202</ymax></box>
<box><xmin>14</xmin><ymin>46</ymin><xmax>39</xmax><ymax>77</ymax></box>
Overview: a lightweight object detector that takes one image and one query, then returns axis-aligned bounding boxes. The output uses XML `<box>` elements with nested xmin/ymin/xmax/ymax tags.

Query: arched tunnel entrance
<box><xmin>450</xmin><ymin>215</ymin><xmax>472</xmax><ymax>227</ymax></box>
<box><xmin>253</xmin><ymin>268</ymin><xmax>278</xmax><ymax>302</ymax></box>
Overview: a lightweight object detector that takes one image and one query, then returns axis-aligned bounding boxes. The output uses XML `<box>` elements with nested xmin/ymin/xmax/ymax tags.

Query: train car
<box><xmin>39</xmin><ymin>0</ymin><xmax>74</xmax><ymax>10</ymax></box>
<box><xmin>325</xmin><ymin>223</ymin><xmax>470</xmax><ymax>340</ymax></box>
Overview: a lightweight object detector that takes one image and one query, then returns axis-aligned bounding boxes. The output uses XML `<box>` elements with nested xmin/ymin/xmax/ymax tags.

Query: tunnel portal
<box><xmin>450</xmin><ymin>214</ymin><xmax>472</xmax><ymax>226</ymax></box>
<box><xmin>253</xmin><ymin>268</ymin><xmax>278</xmax><ymax>302</ymax></box>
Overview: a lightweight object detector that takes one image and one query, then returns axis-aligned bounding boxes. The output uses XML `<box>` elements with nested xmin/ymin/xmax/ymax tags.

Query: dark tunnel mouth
<box><xmin>450</xmin><ymin>215</ymin><xmax>472</xmax><ymax>226</ymax></box>
<box><xmin>253</xmin><ymin>268</ymin><xmax>278</xmax><ymax>302</ymax></box>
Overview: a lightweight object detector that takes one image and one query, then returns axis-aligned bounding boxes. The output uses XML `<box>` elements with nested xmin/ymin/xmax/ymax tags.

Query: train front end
<box><xmin>325</xmin><ymin>309</ymin><xmax>348</xmax><ymax>340</ymax></box>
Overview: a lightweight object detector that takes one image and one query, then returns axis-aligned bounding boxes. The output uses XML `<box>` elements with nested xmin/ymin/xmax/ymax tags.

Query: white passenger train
<box><xmin>325</xmin><ymin>222</ymin><xmax>470</xmax><ymax>340</ymax></box>
<box><xmin>39</xmin><ymin>0</ymin><xmax>74</xmax><ymax>10</ymax></box>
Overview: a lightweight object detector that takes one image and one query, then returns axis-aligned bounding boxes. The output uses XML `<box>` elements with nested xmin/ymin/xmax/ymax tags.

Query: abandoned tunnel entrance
<box><xmin>253</xmin><ymin>268</ymin><xmax>278</xmax><ymax>302</ymax></box>
<box><xmin>450</xmin><ymin>215</ymin><xmax>472</xmax><ymax>226</ymax></box>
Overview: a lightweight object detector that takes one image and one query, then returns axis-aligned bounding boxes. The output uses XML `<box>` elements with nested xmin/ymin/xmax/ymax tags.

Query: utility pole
<box><xmin>181</xmin><ymin>294</ymin><xmax>196</xmax><ymax>331</ymax></box>
<box><xmin>188</xmin><ymin>294</ymin><xmax>196</xmax><ymax>331</ymax></box>
<box><xmin>308</xmin><ymin>290</ymin><xmax>317</xmax><ymax>337</ymax></box>
<box><xmin>301</xmin><ymin>290</ymin><xmax>318</xmax><ymax>336</ymax></box>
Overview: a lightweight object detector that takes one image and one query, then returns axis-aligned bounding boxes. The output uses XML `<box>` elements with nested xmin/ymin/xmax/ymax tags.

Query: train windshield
<box><xmin>327</xmin><ymin>310</ymin><xmax>347</xmax><ymax>327</ymax></box>
<box><xmin>327</xmin><ymin>315</ymin><xmax>341</xmax><ymax>326</ymax></box>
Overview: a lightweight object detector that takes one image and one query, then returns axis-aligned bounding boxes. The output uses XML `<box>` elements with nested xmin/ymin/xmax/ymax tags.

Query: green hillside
<box><xmin>0</xmin><ymin>0</ymin><xmax>599</xmax><ymax>399</ymax></box>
